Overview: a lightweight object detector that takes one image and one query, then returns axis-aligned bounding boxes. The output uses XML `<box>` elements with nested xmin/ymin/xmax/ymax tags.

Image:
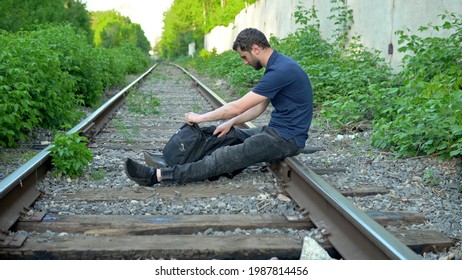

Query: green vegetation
<box><xmin>0</xmin><ymin>27</ymin><xmax>83</xmax><ymax>147</ymax></box>
<box><xmin>372</xmin><ymin>13</ymin><xmax>462</xmax><ymax>158</ymax></box>
<box><xmin>157</xmin><ymin>0</ymin><xmax>256</xmax><ymax>59</ymax></box>
<box><xmin>192</xmin><ymin>104</ymin><xmax>202</xmax><ymax>113</ymax></box>
<box><xmin>0</xmin><ymin>149</ymin><xmax>37</xmax><ymax>165</ymax></box>
<box><xmin>0</xmin><ymin>0</ymin><xmax>151</xmax><ymax>148</ymax></box>
<box><xmin>49</xmin><ymin>132</ymin><xmax>93</xmax><ymax>178</ymax></box>
<box><xmin>185</xmin><ymin>2</ymin><xmax>462</xmax><ymax>159</ymax></box>
<box><xmin>126</xmin><ymin>89</ymin><xmax>161</xmax><ymax>115</ymax></box>
<box><xmin>0</xmin><ymin>0</ymin><xmax>92</xmax><ymax>41</ymax></box>
<box><xmin>91</xmin><ymin>168</ymin><xmax>106</xmax><ymax>181</ymax></box>
<box><xmin>91</xmin><ymin>10</ymin><xmax>151</xmax><ymax>53</ymax></box>
<box><xmin>112</xmin><ymin>119</ymin><xmax>128</xmax><ymax>139</ymax></box>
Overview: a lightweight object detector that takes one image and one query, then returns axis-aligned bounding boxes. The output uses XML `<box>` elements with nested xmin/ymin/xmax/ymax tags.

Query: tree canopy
<box><xmin>0</xmin><ymin>0</ymin><xmax>151</xmax><ymax>53</ymax></box>
<box><xmin>0</xmin><ymin>0</ymin><xmax>92</xmax><ymax>42</ymax></box>
<box><xmin>90</xmin><ymin>10</ymin><xmax>151</xmax><ymax>53</ymax></box>
<box><xmin>157</xmin><ymin>0</ymin><xmax>256</xmax><ymax>59</ymax></box>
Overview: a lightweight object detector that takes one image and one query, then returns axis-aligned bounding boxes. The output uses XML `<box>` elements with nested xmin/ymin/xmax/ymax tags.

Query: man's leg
<box><xmin>165</xmin><ymin>126</ymin><xmax>300</xmax><ymax>184</ymax></box>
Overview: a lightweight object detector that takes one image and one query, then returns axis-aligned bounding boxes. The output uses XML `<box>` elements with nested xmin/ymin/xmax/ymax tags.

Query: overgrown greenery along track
<box><xmin>185</xmin><ymin>3</ymin><xmax>462</xmax><ymax>159</ymax></box>
<box><xmin>0</xmin><ymin>0</ymin><xmax>152</xmax><ymax>148</ymax></box>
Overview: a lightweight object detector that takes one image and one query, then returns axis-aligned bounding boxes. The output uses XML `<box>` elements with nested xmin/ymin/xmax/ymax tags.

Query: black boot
<box><xmin>143</xmin><ymin>151</ymin><xmax>168</xmax><ymax>168</ymax></box>
<box><xmin>124</xmin><ymin>157</ymin><xmax>158</xmax><ymax>186</ymax></box>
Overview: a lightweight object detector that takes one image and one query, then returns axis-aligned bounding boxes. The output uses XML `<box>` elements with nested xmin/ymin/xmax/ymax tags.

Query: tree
<box><xmin>157</xmin><ymin>0</ymin><xmax>256</xmax><ymax>59</ymax></box>
<box><xmin>90</xmin><ymin>10</ymin><xmax>151</xmax><ymax>53</ymax></box>
<box><xmin>0</xmin><ymin>0</ymin><xmax>92</xmax><ymax>42</ymax></box>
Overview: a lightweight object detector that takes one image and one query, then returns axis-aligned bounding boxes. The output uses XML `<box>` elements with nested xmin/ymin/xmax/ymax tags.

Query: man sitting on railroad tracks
<box><xmin>124</xmin><ymin>27</ymin><xmax>313</xmax><ymax>186</ymax></box>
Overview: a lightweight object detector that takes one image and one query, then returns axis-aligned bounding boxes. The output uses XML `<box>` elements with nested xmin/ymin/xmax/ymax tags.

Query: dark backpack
<box><xmin>162</xmin><ymin>123</ymin><xmax>245</xmax><ymax>180</ymax></box>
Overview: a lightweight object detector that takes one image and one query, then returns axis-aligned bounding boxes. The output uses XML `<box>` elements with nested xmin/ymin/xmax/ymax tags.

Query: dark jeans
<box><xmin>166</xmin><ymin>126</ymin><xmax>302</xmax><ymax>184</ymax></box>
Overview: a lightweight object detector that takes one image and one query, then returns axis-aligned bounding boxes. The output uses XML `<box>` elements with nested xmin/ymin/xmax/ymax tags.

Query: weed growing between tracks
<box><xmin>127</xmin><ymin>89</ymin><xmax>161</xmax><ymax>116</ymax></box>
<box><xmin>49</xmin><ymin>132</ymin><xmax>93</xmax><ymax>178</ymax></box>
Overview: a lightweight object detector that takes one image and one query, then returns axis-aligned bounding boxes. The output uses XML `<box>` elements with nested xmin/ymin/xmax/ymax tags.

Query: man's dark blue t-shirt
<box><xmin>252</xmin><ymin>50</ymin><xmax>313</xmax><ymax>148</ymax></box>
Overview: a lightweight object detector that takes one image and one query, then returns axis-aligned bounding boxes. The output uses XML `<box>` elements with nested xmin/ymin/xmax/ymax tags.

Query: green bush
<box><xmin>49</xmin><ymin>132</ymin><xmax>93</xmax><ymax>178</ymax></box>
<box><xmin>91</xmin><ymin>47</ymin><xmax>125</xmax><ymax>88</ymax></box>
<box><xmin>372</xmin><ymin>13</ymin><xmax>462</xmax><ymax>158</ymax></box>
<box><xmin>28</xmin><ymin>24</ymin><xmax>104</xmax><ymax>107</ymax></box>
<box><xmin>0</xmin><ymin>24</ymin><xmax>152</xmax><ymax>148</ymax></box>
<box><xmin>271</xmin><ymin>6</ymin><xmax>393</xmax><ymax>128</ymax></box>
<box><xmin>108</xmin><ymin>43</ymin><xmax>151</xmax><ymax>75</ymax></box>
<box><xmin>0</xmin><ymin>30</ymin><xmax>82</xmax><ymax>146</ymax></box>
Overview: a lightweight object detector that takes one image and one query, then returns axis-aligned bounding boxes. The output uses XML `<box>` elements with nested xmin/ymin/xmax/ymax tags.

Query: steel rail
<box><xmin>177</xmin><ymin>64</ymin><xmax>420</xmax><ymax>260</ymax></box>
<box><xmin>0</xmin><ymin>64</ymin><xmax>158</xmax><ymax>232</ymax></box>
<box><xmin>175</xmin><ymin>64</ymin><xmax>229</xmax><ymax>109</ymax></box>
<box><xmin>271</xmin><ymin>158</ymin><xmax>421</xmax><ymax>259</ymax></box>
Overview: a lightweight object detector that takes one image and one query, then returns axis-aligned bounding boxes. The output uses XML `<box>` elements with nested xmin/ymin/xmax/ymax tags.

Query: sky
<box><xmin>82</xmin><ymin>0</ymin><xmax>174</xmax><ymax>46</ymax></box>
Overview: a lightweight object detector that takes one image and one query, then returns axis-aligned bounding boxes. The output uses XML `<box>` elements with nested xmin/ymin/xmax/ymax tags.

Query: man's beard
<box><xmin>252</xmin><ymin>60</ymin><xmax>263</xmax><ymax>70</ymax></box>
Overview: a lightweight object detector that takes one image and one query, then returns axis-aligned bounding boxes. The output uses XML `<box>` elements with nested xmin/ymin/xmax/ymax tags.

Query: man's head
<box><xmin>232</xmin><ymin>28</ymin><xmax>272</xmax><ymax>70</ymax></box>
<box><xmin>232</xmin><ymin>28</ymin><xmax>271</xmax><ymax>52</ymax></box>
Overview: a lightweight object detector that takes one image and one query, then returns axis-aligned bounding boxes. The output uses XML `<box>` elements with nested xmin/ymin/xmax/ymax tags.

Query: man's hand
<box><xmin>213</xmin><ymin>122</ymin><xmax>233</xmax><ymax>138</ymax></box>
<box><xmin>184</xmin><ymin>112</ymin><xmax>201</xmax><ymax>124</ymax></box>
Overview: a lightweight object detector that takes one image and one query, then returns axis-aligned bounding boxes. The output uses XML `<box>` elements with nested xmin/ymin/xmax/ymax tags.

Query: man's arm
<box><xmin>185</xmin><ymin>91</ymin><xmax>268</xmax><ymax>124</ymax></box>
<box><xmin>213</xmin><ymin>97</ymin><xmax>269</xmax><ymax>137</ymax></box>
<box><xmin>225</xmin><ymin>97</ymin><xmax>269</xmax><ymax>125</ymax></box>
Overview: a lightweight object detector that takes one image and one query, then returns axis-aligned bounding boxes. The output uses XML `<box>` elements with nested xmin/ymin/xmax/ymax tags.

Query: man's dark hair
<box><xmin>232</xmin><ymin>28</ymin><xmax>271</xmax><ymax>52</ymax></box>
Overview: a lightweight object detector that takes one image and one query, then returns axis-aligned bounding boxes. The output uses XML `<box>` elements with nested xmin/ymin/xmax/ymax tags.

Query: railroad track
<box><xmin>0</xmin><ymin>63</ymin><xmax>454</xmax><ymax>260</ymax></box>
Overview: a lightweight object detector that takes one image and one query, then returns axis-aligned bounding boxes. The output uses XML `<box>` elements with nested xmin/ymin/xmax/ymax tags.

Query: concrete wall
<box><xmin>204</xmin><ymin>0</ymin><xmax>461</xmax><ymax>70</ymax></box>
